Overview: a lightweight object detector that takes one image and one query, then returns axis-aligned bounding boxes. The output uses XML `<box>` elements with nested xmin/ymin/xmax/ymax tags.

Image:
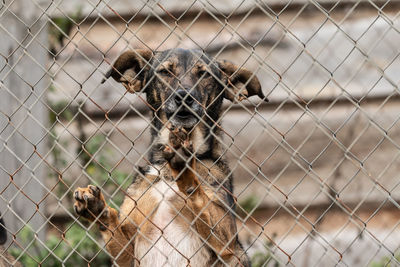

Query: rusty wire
<box><xmin>0</xmin><ymin>0</ymin><xmax>400</xmax><ymax>266</ymax></box>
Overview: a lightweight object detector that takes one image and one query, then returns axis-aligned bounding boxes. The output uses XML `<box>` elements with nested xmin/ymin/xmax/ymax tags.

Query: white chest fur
<box><xmin>134</xmin><ymin>180</ymin><xmax>211</xmax><ymax>266</ymax></box>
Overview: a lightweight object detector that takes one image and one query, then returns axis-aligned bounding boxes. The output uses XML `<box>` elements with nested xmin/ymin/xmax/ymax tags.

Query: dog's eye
<box><xmin>157</xmin><ymin>68</ymin><xmax>172</xmax><ymax>76</ymax></box>
<box><xmin>198</xmin><ymin>69</ymin><xmax>210</xmax><ymax>78</ymax></box>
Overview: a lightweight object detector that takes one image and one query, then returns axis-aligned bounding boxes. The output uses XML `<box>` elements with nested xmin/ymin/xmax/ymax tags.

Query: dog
<box><xmin>73</xmin><ymin>48</ymin><xmax>266</xmax><ymax>266</ymax></box>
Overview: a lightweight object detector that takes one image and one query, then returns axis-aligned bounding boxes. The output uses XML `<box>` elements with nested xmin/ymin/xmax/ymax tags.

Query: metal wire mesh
<box><xmin>1</xmin><ymin>0</ymin><xmax>400</xmax><ymax>266</ymax></box>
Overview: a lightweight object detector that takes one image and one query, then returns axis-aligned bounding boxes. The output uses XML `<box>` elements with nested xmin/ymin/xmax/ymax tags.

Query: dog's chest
<box><xmin>135</xmin><ymin>179</ymin><xmax>211</xmax><ymax>266</ymax></box>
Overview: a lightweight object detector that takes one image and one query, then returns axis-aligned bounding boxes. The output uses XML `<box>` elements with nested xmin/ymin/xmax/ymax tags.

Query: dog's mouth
<box><xmin>176</xmin><ymin>108</ymin><xmax>193</xmax><ymax>119</ymax></box>
<box><xmin>168</xmin><ymin>107</ymin><xmax>199</xmax><ymax>129</ymax></box>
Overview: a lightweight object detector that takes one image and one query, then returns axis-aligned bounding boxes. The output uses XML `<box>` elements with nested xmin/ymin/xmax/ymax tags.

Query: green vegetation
<box><xmin>370</xmin><ymin>252</ymin><xmax>400</xmax><ymax>267</ymax></box>
<box><xmin>251</xmin><ymin>239</ymin><xmax>280</xmax><ymax>267</ymax></box>
<box><xmin>82</xmin><ymin>134</ymin><xmax>132</xmax><ymax>208</ymax></box>
<box><xmin>16</xmin><ymin>98</ymin><xmax>133</xmax><ymax>266</ymax></box>
<box><xmin>239</xmin><ymin>195</ymin><xmax>259</xmax><ymax>214</ymax></box>
<box><xmin>48</xmin><ymin>99</ymin><xmax>75</xmax><ymax>124</ymax></box>
<box><xmin>48</xmin><ymin>7</ymin><xmax>83</xmax><ymax>56</ymax></box>
<box><xmin>10</xmin><ymin>224</ymin><xmax>110</xmax><ymax>266</ymax></box>
<box><xmin>48</xmin><ymin>100</ymin><xmax>132</xmax><ymax>207</ymax></box>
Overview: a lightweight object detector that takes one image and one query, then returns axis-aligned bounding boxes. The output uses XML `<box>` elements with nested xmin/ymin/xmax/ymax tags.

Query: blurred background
<box><xmin>1</xmin><ymin>0</ymin><xmax>400</xmax><ymax>266</ymax></box>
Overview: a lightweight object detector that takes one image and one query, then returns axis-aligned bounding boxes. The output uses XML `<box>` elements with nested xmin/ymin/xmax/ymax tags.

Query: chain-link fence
<box><xmin>1</xmin><ymin>0</ymin><xmax>400</xmax><ymax>266</ymax></box>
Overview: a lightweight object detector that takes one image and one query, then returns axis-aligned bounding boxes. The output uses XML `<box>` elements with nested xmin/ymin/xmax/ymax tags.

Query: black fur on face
<box><xmin>103</xmin><ymin>48</ymin><xmax>266</xmax><ymax>162</ymax></box>
<box><xmin>144</xmin><ymin>48</ymin><xmax>224</xmax><ymax>130</ymax></box>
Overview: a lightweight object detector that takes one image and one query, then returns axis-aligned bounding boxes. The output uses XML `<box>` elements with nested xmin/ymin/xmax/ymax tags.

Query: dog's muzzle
<box><xmin>166</xmin><ymin>89</ymin><xmax>203</xmax><ymax>129</ymax></box>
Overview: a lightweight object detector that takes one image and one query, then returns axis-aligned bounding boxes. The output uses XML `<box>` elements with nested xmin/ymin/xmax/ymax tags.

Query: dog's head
<box><xmin>103</xmin><ymin>48</ymin><xmax>266</xmax><ymax>130</ymax></box>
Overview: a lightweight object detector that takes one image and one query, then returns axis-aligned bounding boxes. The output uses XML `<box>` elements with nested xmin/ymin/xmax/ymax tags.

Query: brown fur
<box><xmin>0</xmin><ymin>247</ymin><xmax>21</xmax><ymax>267</ymax></box>
<box><xmin>75</xmin><ymin>48</ymin><xmax>266</xmax><ymax>266</ymax></box>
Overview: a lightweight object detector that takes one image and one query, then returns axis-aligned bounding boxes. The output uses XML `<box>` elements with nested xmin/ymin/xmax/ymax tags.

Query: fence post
<box><xmin>0</xmin><ymin>0</ymin><xmax>49</xmax><ymax>241</ymax></box>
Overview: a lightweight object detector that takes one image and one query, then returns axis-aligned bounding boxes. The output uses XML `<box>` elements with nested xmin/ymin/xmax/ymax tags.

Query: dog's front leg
<box><xmin>74</xmin><ymin>185</ymin><xmax>136</xmax><ymax>266</ymax></box>
<box><xmin>163</xmin><ymin>127</ymin><xmax>243</xmax><ymax>266</ymax></box>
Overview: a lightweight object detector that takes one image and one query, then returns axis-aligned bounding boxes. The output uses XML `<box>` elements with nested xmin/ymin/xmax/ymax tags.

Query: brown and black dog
<box><xmin>73</xmin><ymin>48</ymin><xmax>266</xmax><ymax>266</ymax></box>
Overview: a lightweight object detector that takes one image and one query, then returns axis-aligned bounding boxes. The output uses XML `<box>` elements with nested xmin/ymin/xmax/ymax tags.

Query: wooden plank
<box><xmin>50</xmin><ymin>0</ymin><xmax>400</xmax><ymax>18</ymax></box>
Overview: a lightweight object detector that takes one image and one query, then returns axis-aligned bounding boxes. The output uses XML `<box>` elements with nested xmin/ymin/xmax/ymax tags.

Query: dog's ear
<box><xmin>102</xmin><ymin>49</ymin><xmax>153</xmax><ymax>93</ymax></box>
<box><xmin>218</xmin><ymin>60</ymin><xmax>267</xmax><ymax>102</ymax></box>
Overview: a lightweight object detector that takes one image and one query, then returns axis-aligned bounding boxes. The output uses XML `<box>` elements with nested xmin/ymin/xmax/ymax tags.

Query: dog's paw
<box><xmin>168</xmin><ymin>126</ymin><xmax>188</xmax><ymax>149</ymax></box>
<box><xmin>73</xmin><ymin>185</ymin><xmax>107</xmax><ymax>221</ymax></box>
<box><xmin>159</xmin><ymin>126</ymin><xmax>194</xmax><ymax>171</ymax></box>
<box><xmin>169</xmin><ymin>126</ymin><xmax>193</xmax><ymax>153</ymax></box>
<box><xmin>160</xmin><ymin>143</ymin><xmax>175</xmax><ymax>162</ymax></box>
<box><xmin>181</xmin><ymin>138</ymin><xmax>193</xmax><ymax>156</ymax></box>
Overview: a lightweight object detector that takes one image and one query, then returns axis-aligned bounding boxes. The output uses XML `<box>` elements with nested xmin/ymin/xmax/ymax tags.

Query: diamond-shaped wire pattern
<box><xmin>0</xmin><ymin>0</ymin><xmax>400</xmax><ymax>266</ymax></box>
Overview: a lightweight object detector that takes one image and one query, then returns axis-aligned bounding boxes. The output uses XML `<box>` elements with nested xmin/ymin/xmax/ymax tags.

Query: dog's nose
<box><xmin>174</xmin><ymin>89</ymin><xmax>194</xmax><ymax>106</ymax></box>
